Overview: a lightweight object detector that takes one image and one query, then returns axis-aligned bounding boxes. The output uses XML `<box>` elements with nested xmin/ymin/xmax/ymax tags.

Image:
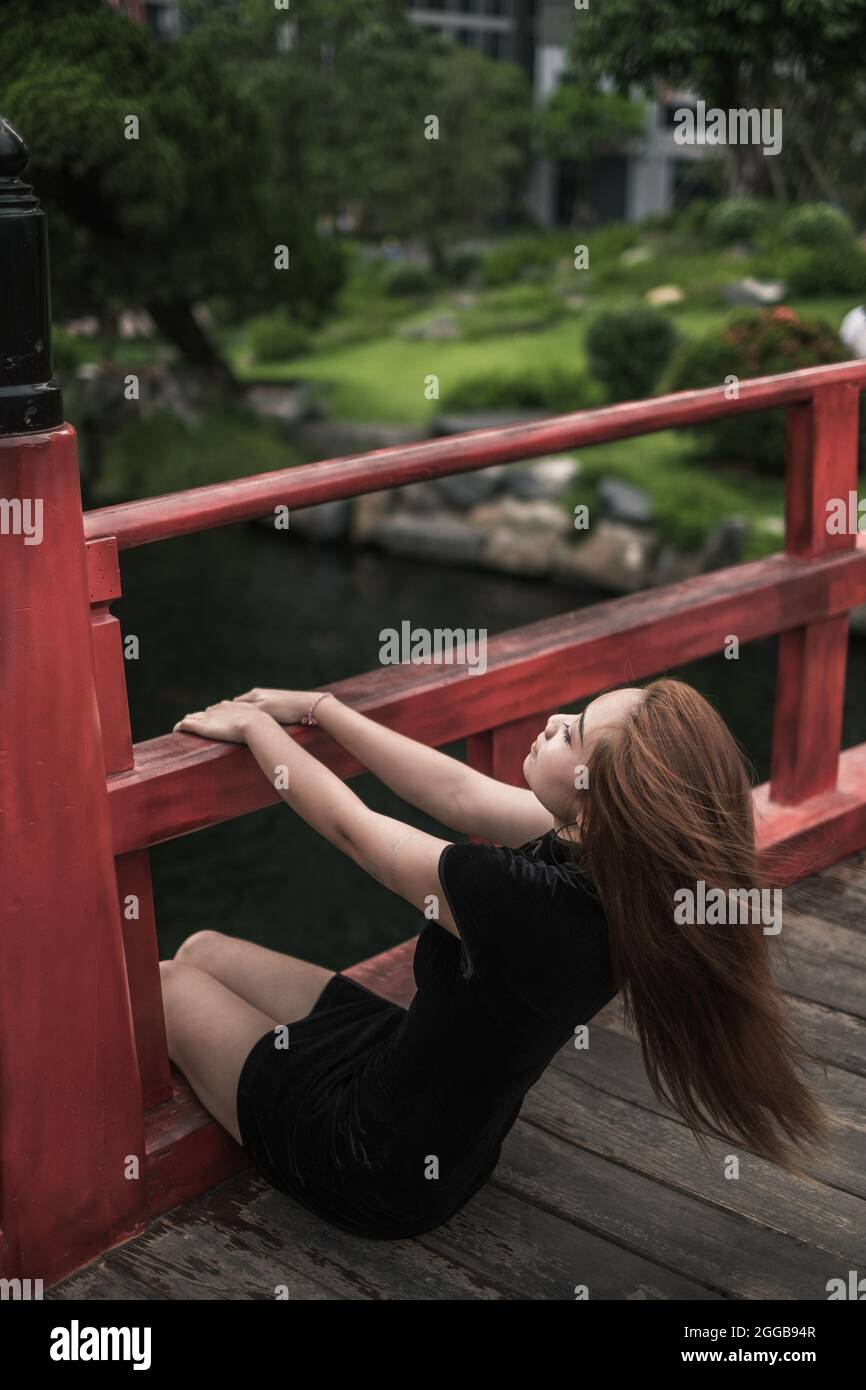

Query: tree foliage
<box><xmin>567</xmin><ymin>0</ymin><xmax>866</xmax><ymax>206</ymax></box>
<box><xmin>0</xmin><ymin>0</ymin><xmax>342</xmax><ymax>369</ymax></box>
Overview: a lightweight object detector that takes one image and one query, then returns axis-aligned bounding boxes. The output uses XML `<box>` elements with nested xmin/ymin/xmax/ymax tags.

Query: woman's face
<box><xmin>523</xmin><ymin>688</ymin><xmax>644</xmax><ymax>822</ymax></box>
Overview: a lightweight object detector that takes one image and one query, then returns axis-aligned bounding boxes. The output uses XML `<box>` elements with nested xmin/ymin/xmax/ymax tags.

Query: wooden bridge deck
<box><xmin>50</xmin><ymin>850</ymin><xmax>866</xmax><ymax>1301</ymax></box>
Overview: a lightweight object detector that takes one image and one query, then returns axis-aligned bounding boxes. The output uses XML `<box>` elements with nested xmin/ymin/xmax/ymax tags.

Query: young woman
<box><xmin>162</xmin><ymin>678</ymin><xmax>829</xmax><ymax>1241</ymax></box>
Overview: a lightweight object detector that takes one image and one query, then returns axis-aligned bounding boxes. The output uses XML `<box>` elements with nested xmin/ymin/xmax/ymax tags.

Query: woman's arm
<box><xmin>173</xmin><ymin>701</ymin><xmax>460</xmax><ymax>935</ymax></box>
<box><xmin>232</xmin><ymin>688</ymin><xmax>553</xmax><ymax>847</ymax></box>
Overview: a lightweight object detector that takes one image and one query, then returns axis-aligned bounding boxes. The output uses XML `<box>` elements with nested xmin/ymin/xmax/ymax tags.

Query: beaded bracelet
<box><xmin>301</xmin><ymin>692</ymin><xmax>334</xmax><ymax>726</ymax></box>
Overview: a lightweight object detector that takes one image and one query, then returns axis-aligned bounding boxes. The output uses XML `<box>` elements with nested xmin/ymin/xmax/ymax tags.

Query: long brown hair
<box><xmin>569</xmin><ymin>677</ymin><xmax>832</xmax><ymax>1174</ymax></box>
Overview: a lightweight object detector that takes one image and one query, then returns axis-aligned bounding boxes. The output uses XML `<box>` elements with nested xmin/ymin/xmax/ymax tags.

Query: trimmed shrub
<box><xmin>383</xmin><ymin>264</ymin><xmax>442</xmax><ymax>297</ymax></box>
<box><xmin>777</xmin><ymin>242</ymin><xmax>866</xmax><ymax>296</ymax></box>
<box><xmin>676</xmin><ymin>198</ymin><xmax>715</xmax><ymax>237</ymax></box>
<box><xmin>586</xmin><ymin>306</ymin><xmax>681</xmax><ymax>402</ymax></box>
<box><xmin>707</xmin><ymin>197</ymin><xmax>773</xmax><ymax>245</ymax></box>
<box><xmin>440</xmin><ymin>365</ymin><xmax>602</xmax><ymax>415</ymax></box>
<box><xmin>478</xmin><ymin>236</ymin><xmax>558</xmax><ymax>287</ymax></box>
<box><xmin>662</xmin><ymin>307</ymin><xmax>848</xmax><ymax>474</ymax></box>
<box><xmin>249</xmin><ymin>311</ymin><xmax>313</xmax><ymax>364</ymax></box>
<box><xmin>444</xmin><ymin>250</ymin><xmax>482</xmax><ymax>285</ymax></box>
<box><xmin>98</xmin><ymin>409</ymin><xmax>298</xmax><ymax>502</ymax></box>
<box><xmin>778</xmin><ymin>202</ymin><xmax>854</xmax><ymax>247</ymax></box>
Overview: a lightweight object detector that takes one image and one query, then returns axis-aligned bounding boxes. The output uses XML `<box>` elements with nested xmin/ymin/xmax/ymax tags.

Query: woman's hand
<box><xmin>173</xmin><ymin>700</ymin><xmax>273</xmax><ymax>744</ymax></box>
<box><xmin>231</xmin><ymin>688</ymin><xmax>325</xmax><ymax>724</ymax></box>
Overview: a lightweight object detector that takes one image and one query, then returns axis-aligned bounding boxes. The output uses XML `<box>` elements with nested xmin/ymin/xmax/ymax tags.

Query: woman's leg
<box><xmin>159</xmin><ymin>960</ymin><xmax>277</xmax><ymax>1144</ymax></box>
<box><xmin>173</xmin><ymin>930</ymin><xmax>336</xmax><ymax>1023</ymax></box>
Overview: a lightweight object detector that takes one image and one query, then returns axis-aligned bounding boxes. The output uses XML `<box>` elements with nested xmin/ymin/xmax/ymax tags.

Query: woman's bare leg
<box><xmin>173</xmin><ymin>930</ymin><xmax>336</xmax><ymax>1023</ymax></box>
<box><xmin>159</xmin><ymin>960</ymin><xmax>278</xmax><ymax>1143</ymax></box>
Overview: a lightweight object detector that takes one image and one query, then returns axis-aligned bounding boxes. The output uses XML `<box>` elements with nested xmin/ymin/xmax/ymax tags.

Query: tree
<box><xmin>231</xmin><ymin>3</ymin><xmax>533</xmax><ymax>269</ymax></box>
<box><xmin>538</xmin><ymin>83</ymin><xmax>645</xmax><ymax>226</ymax></box>
<box><xmin>567</xmin><ymin>0</ymin><xmax>866</xmax><ymax>206</ymax></box>
<box><xmin>368</xmin><ymin>43</ymin><xmax>533</xmax><ymax>270</ymax></box>
<box><xmin>0</xmin><ymin>0</ymin><xmax>342</xmax><ymax>380</ymax></box>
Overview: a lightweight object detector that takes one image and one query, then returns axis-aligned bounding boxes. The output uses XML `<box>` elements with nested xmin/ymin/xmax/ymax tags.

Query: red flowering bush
<box><xmin>662</xmin><ymin>309</ymin><xmax>849</xmax><ymax>474</ymax></box>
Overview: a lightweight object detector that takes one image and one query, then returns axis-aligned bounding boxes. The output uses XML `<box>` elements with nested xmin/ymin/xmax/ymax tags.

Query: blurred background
<box><xmin>5</xmin><ymin>0</ymin><xmax>866</xmax><ymax>960</ymax></box>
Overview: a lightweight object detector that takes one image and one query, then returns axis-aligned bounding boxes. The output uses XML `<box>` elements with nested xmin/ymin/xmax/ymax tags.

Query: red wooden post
<box><xmin>87</xmin><ymin>536</ymin><xmax>134</xmax><ymax>776</ymax></box>
<box><xmin>0</xmin><ymin>119</ymin><xmax>146</xmax><ymax>1283</ymax></box>
<box><xmin>117</xmin><ymin>851</ymin><xmax>173</xmax><ymax>1108</ymax></box>
<box><xmin>86</xmin><ymin>535</ymin><xmax>172</xmax><ymax>1106</ymax></box>
<box><xmin>770</xmin><ymin>383</ymin><xmax>861</xmax><ymax>804</ymax></box>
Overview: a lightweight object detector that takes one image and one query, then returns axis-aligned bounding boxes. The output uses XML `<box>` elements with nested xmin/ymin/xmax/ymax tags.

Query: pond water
<box><xmin>115</xmin><ymin>525</ymin><xmax>866</xmax><ymax>966</ymax></box>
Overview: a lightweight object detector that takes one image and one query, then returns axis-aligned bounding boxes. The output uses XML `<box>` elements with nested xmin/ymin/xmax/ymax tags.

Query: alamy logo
<box><xmin>49</xmin><ymin>1320</ymin><xmax>152</xmax><ymax>1370</ymax></box>
<box><xmin>673</xmin><ymin>881</ymin><xmax>781</xmax><ymax>935</ymax></box>
<box><xmin>1</xmin><ymin>1277</ymin><xmax>43</xmax><ymax>1299</ymax></box>
<box><xmin>674</xmin><ymin>101</ymin><xmax>782</xmax><ymax>157</ymax></box>
<box><xmin>0</xmin><ymin>497</ymin><xmax>43</xmax><ymax>545</ymax></box>
<box><xmin>826</xmin><ymin>492</ymin><xmax>866</xmax><ymax>534</ymax></box>
<box><xmin>379</xmin><ymin>621</ymin><xmax>487</xmax><ymax>675</ymax></box>
<box><xmin>826</xmin><ymin>1269</ymin><xmax>865</xmax><ymax>1299</ymax></box>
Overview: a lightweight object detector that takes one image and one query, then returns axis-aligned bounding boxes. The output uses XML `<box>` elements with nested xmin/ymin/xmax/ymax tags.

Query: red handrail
<box><xmin>83</xmin><ymin>361</ymin><xmax>866</xmax><ymax>550</ymax></box>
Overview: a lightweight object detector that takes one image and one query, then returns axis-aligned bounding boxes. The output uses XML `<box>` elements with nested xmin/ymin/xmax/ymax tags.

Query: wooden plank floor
<box><xmin>50</xmin><ymin>850</ymin><xmax>866</xmax><ymax>1301</ymax></box>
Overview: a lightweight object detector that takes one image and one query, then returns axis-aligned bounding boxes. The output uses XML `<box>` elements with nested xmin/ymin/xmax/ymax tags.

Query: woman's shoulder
<box><xmin>516</xmin><ymin>829</ymin><xmax>602</xmax><ymax>901</ymax></box>
<box><xmin>439</xmin><ymin>829</ymin><xmax>604</xmax><ymax>919</ymax></box>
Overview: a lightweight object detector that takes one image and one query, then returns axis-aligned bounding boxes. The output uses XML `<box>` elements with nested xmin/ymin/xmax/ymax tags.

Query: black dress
<box><xmin>235</xmin><ymin>829</ymin><xmax>617</xmax><ymax>1240</ymax></box>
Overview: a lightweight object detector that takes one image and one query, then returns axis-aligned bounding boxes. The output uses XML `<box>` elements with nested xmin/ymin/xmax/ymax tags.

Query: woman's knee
<box><xmin>174</xmin><ymin>929</ymin><xmax>225</xmax><ymax>970</ymax></box>
<box><xmin>160</xmin><ymin>957</ymin><xmax>203</xmax><ymax>998</ymax></box>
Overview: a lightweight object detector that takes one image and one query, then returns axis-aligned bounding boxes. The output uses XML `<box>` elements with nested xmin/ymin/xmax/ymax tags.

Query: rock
<box><xmin>468</xmin><ymin>496</ymin><xmax>572</xmax><ymax>537</ymax></box>
<box><xmin>620</xmin><ymin>245</ymin><xmax>653</xmax><ymax>266</ymax></box>
<box><xmin>646</xmin><ymin>284</ymin><xmax>684</xmax><ymax>306</ymax></box>
<box><xmin>471</xmin><ymin>497</ymin><xmax>578</xmax><ymax>576</ymax></box>
<box><xmin>393</xmin><ymin>480</ymin><xmax>444</xmax><ymax>514</ymax></box>
<box><xmin>503</xmin><ymin>454</ymin><xmax>580</xmax><ymax>501</ymax></box>
<box><xmin>700</xmin><ymin>517</ymin><xmax>750</xmax><ymax>571</ymax></box>
<box><xmin>428</xmin><ymin>466</ymin><xmax>506</xmax><ymax>510</ymax></box>
<box><xmin>482</xmin><ymin>525</ymin><xmax>562</xmax><ymax>576</ymax></box>
<box><xmin>597</xmin><ymin>477</ymin><xmax>654</xmax><ymax>527</ymax></box>
<box><xmin>552</xmin><ymin>520</ymin><xmax>659</xmax><ymax>593</ymax></box>
<box><xmin>650</xmin><ymin>545</ymin><xmax>703</xmax><ymax>587</ymax></box>
<box><xmin>840</xmin><ymin>304</ymin><xmax>866</xmax><ymax>358</ymax></box>
<box><xmin>244</xmin><ymin>383</ymin><xmax>312</xmax><ymax>426</ymax></box>
<box><xmin>351</xmin><ymin>491</ymin><xmax>392</xmax><ymax>542</ymax></box>
<box><xmin>398</xmin><ymin>313</ymin><xmax>462</xmax><ymax>341</ymax></box>
<box><xmin>722</xmin><ymin>277</ymin><xmax>785</xmax><ymax>307</ymax></box>
<box><xmin>372</xmin><ymin>511</ymin><xmax>486</xmax><ymax>566</ymax></box>
<box><xmin>118</xmin><ymin>309</ymin><xmax>155</xmax><ymax>339</ymax></box>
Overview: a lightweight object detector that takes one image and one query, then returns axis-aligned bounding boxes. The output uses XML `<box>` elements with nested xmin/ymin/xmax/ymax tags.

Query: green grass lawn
<box><xmin>233</xmin><ymin>290</ymin><xmax>854</xmax><ymax>426</ymax></box>
<box><xmin>223</xmin><ymin>262</ymin><xmax>857</xmax><ymax>556</ymax></box>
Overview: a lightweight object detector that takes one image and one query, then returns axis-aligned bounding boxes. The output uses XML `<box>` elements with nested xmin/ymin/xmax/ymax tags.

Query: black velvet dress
<box><xmin>235</xmin><ymin>829</ymin><xmax>617</xmax><ymax>1239</ymax></box>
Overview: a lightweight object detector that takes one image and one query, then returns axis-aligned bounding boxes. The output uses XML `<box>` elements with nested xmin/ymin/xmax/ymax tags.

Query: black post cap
<box><xmin>0</xmin><ymin>116</ymin><xmax>63</xmax><ymax>435</ymax></box>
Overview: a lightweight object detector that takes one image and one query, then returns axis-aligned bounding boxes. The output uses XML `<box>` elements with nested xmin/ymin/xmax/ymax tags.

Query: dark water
<box><xmin>116</xmin><ymin>525</ymin><xmax>866</xmax><ymax>965</ymax></box>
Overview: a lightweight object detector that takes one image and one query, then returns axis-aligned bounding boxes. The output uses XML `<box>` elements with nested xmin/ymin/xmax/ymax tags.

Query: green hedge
<box><xmin>440</xmin><ymin>364</ymin><xmax>602</xmax><ymax>414</ymax></box>
<box><xmin>586</xmin><ymin>306</ymin><xmax>682</xmax><ymax>402</ymax></box>
<box><xmin>707</xmin><ymin>197</ymin><xmax>774</xmax><ymax>245</ymax></box>
<box><xmin>249</xmin><ymin>311</ymin><xmax>313</xmax><ymax>365</ymax></box>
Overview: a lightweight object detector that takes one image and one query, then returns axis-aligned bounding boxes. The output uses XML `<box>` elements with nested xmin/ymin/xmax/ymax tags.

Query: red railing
<box><xmin>3</xmin><ymin>360</ymin><xmax>866</xmax><ymax>1285</ymax></box>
